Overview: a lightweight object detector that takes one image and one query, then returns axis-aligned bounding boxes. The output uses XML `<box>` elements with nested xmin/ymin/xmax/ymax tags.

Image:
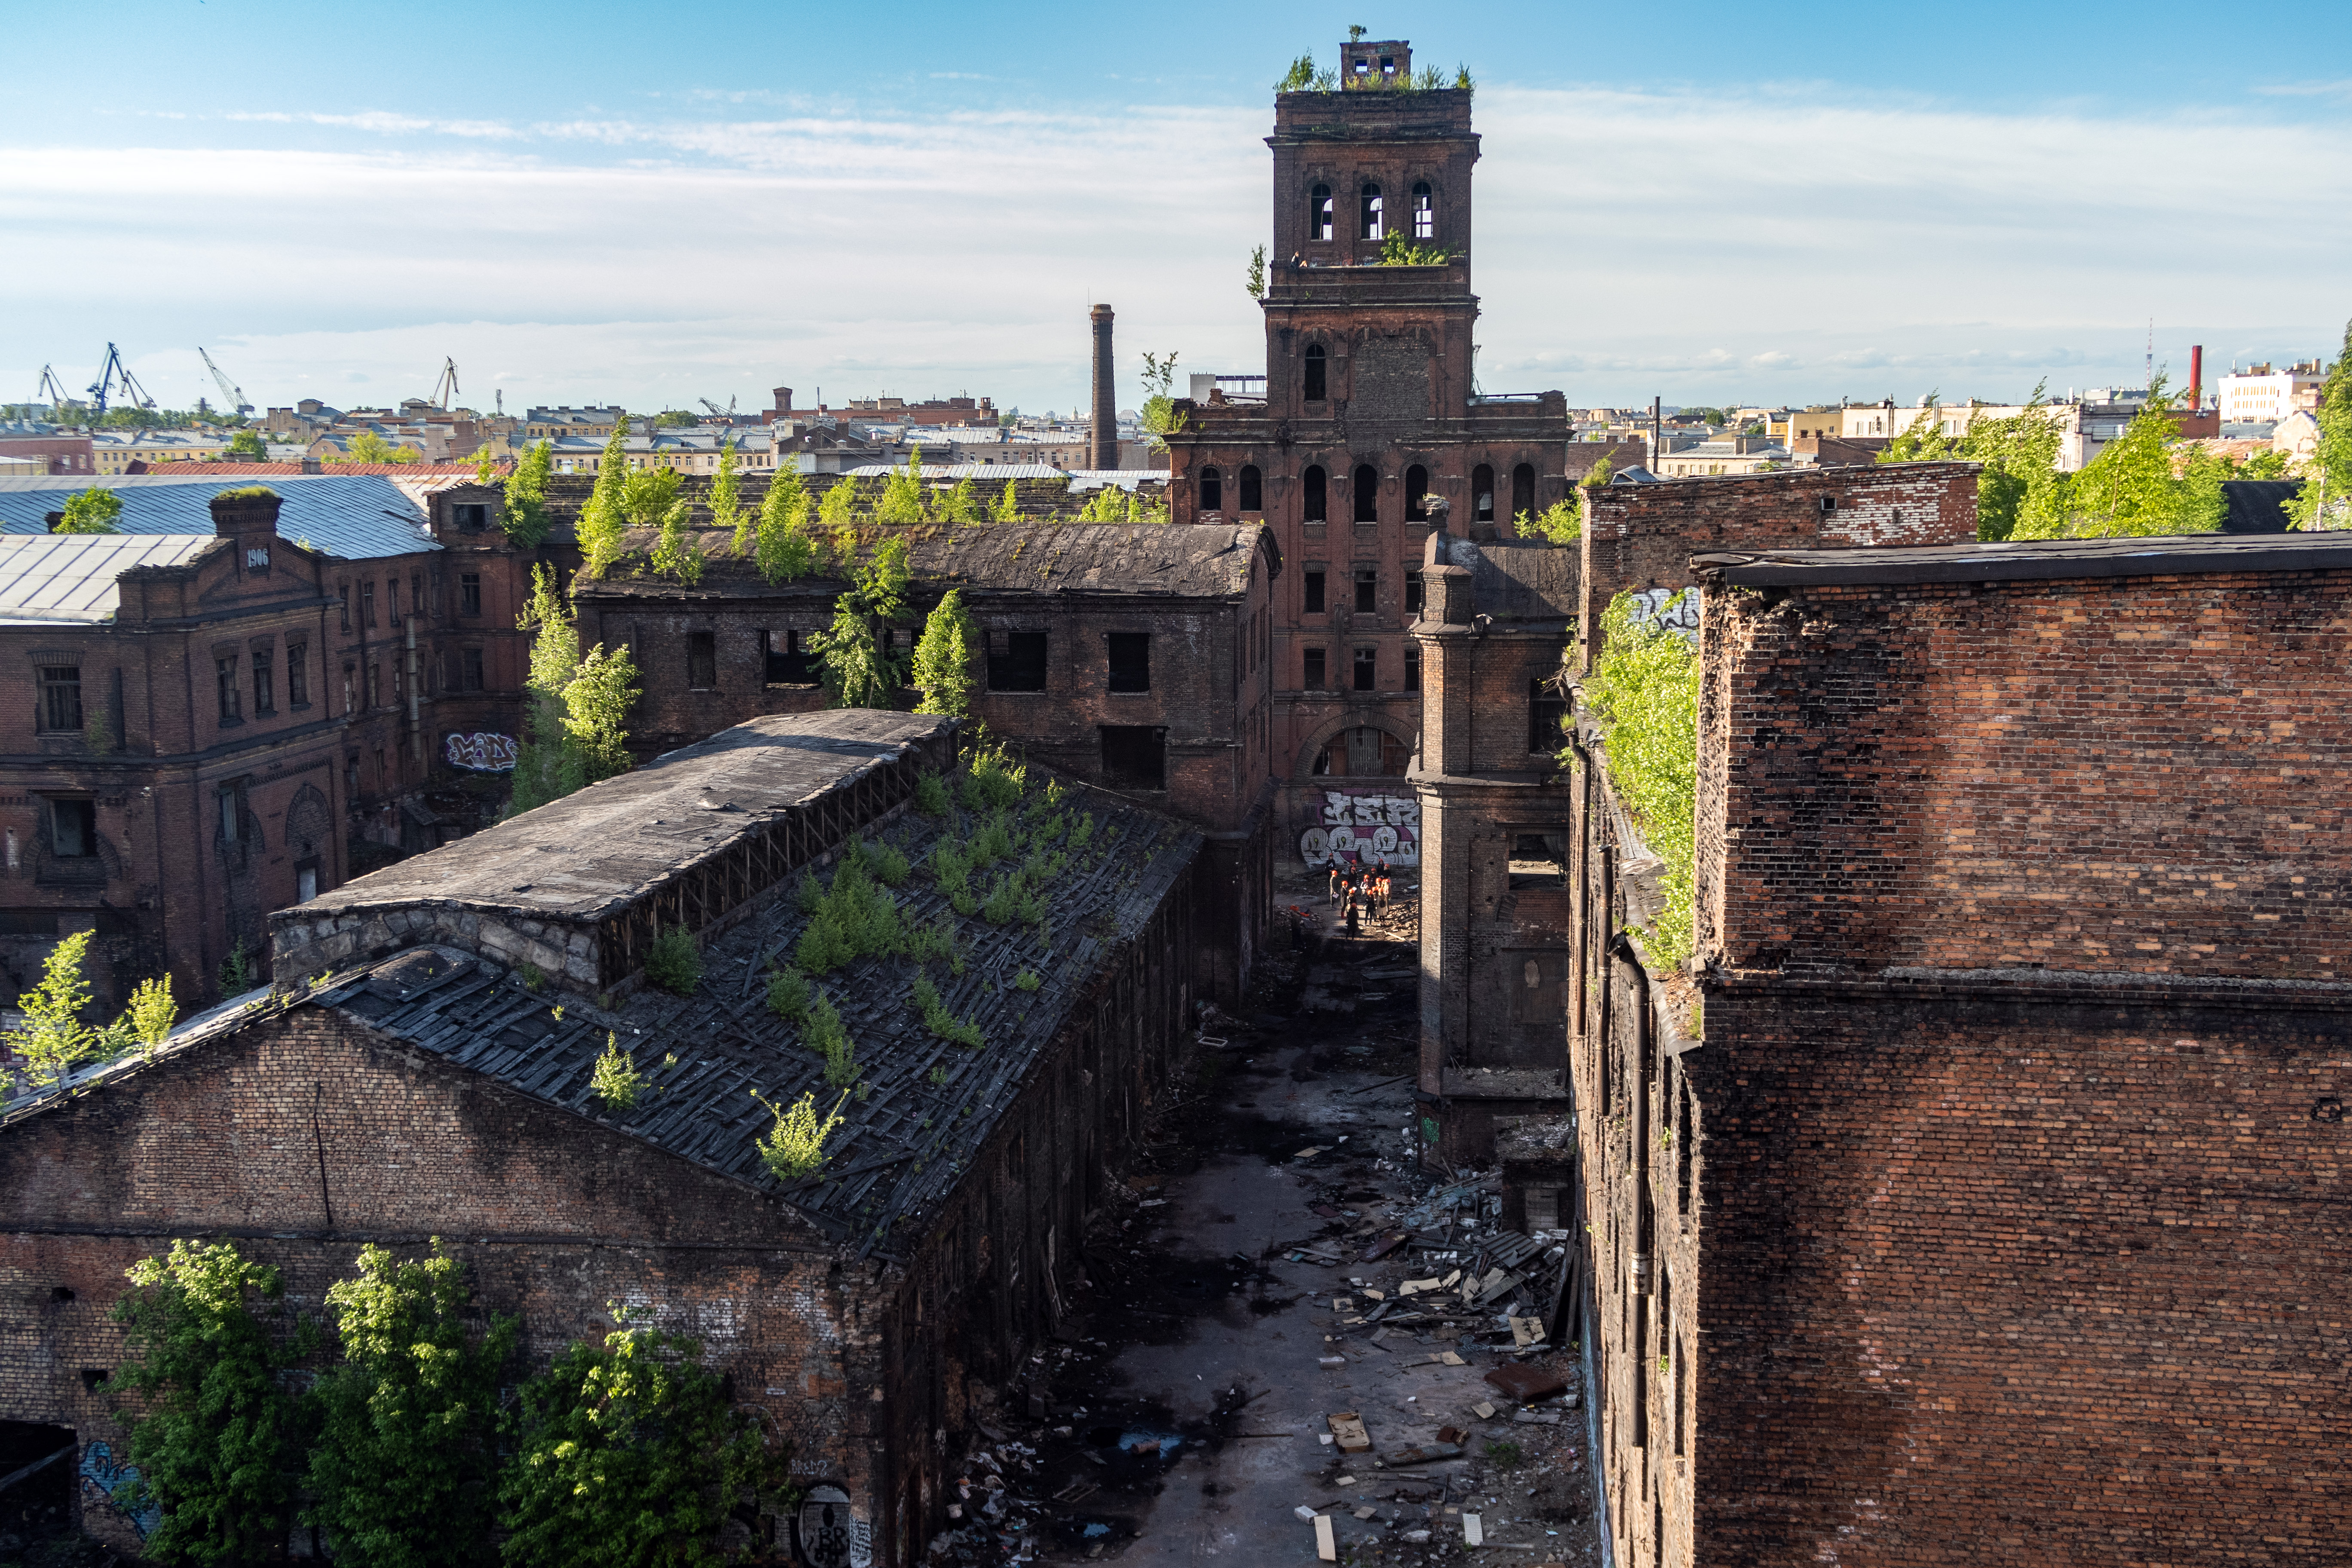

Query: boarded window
<box><xmin>1303</xmin><ymin>568</ymin><xmax>1326</xmax><ymax>614</ymax></box>
<box><xmin>687</xmin><ymin>632</ymin><xmax>717</xmax><ymax>691</ymax></box>
<box><xmin>1303</xmin><ymin>463</ymin><xmax>1328</xmax><ymax>519</ymax></box>
<box><xmin>1106</xmin><ymin>633</ymin><xmax>1150</xmax><ymax>693</ymax></box>
<box><xmin>988</xmin><ymin>631</ymin><xmax>1048</xmax><ymax>692</ymax></box>
<box><xmin>1100</xmin><ymin>726</ymin><xmax>1166</xmax><ymax>790</ymax></box>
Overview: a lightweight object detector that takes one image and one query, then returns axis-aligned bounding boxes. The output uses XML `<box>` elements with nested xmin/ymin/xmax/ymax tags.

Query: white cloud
<box><xmin>6</xmin><ymin>85</ymin><xmax>2347</xmax><ymax>410</ymax></box>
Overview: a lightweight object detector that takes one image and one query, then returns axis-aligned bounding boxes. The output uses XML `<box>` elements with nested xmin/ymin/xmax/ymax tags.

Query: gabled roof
<box><xmin>0</xmin><ymin>533</ymin><xmax>214</xmax><ymax>623</ymax></box>
<box><xmin>0</xmin><ymin>473</ymin><xmax>442</xmax><ymax>560</ymax></box>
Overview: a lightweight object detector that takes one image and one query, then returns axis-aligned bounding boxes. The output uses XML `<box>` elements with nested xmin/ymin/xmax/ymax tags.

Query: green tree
<box><xmin>637</xmin><ymin>466</ymin><xmax>702</xmax><ymax>585</ymax></box>
<box><xmin>1138</xmin><ymin>352</ymin><xmax>1180</xmax><ymax>451</ymax></box>
<box><xmin>109</xmin><ymin>1240</ymin><xmax>310</xmax><ymax>1567</ymax></box>
<box><xmin>941</xmin><ymin>475</ymin><xmax>980</xmax><ymax>524</ymax></box>
<box><xmin>502</xmin><ymin>441</ymin><xmax>555</xmax><ymax>548</ymax></box>
<box><xmin>709</xmin><ymin>438</ymin><xmax>747</xmax><ymax>552</ymax></box>
<box><xmin>911</xmin><ymin>588</ymin><xmax>980</xmax><ymax>717</ymax></box>
<box><xmin>55</xmin><ymin>487</ymin><xmax>124</xmax><ymax>533</ymax></box>
<box><xmin>1276</xmin><ymin>52</ymin><xmax>1317</xmax><ymax>91</ymax></box>
<box><xmin>499</xmin><ymin>1316</ymin><xmax>787</xmax><ymax>1568</ymax></box>
<box><xmin>1245</xmin><ymin>243</ymin><xmax>1267</xmax><ymax>299</ymax></box>
<box><xmin>1575</xmin><ymin>593</ymin><xmax>1700</xmax><ymax>969</ymax></box>
<box><xmin>510</xmin><ymin>567</ymin><xmax>585</xmax><ymax>814</ymax></box>
<box><xmin>754</xmin><ymin>467</ymin><xmax>816</xmax><ymax>582</ymax></box>
<box><xmin>810</xmin><ymin>536</ymin><xmax>912</xmax><ymax>709</ymax></box>
<box><xmin>4</xmin><ymin>931</ymin><xmax>100</xmax><ymax>1086</ymax></box>
<box><xmin>2287</xmin><ymin>318</ymin><xmax>2352</xmax><ymax>530</ymax></box>
<box><xmin>1880</xmin><ymin>393</ymin><xmax>1954</xmax><ymax>461</ymax></box>
<box><xmin>816</xmin><ymin>475</ymin><xmax>860</xmax><ymax>532</ymax></box>
<box><xmin>307</xmin><ymin>1243</ymin><xmax>517</xmax><ymax>1568</ymax></box>
<box><xmin>2024</xmin><ymin>377</ymin><xmax>2212</xmax><ymax>539</ymax></box>
<box><xmin>876</xmin><ymin>448</ymin><xmax>928</xmax><ymax>525</ymax></box>
<box><xmin>576</xmin><ymin>424</ymin><xmax>633</xmax><ymax>578</ymax></box>
<box><xmin>562</xmin><ymin>643</ymin><xmax>640</xmax><ymax>784</ymax></box>
<box><xmin>222</xmin><ymin>429</ymin><xmax>267</xmax><ymax>461</ymax></box>
<box><xmin>992</xmin><ymin>478</ymin><xmax>1022</xmax><ymax>523</ymax></box>
<box><xmin>337</xmin><ymin>432</ymin><xmax>423</xmax><ymax>465</ymax></box>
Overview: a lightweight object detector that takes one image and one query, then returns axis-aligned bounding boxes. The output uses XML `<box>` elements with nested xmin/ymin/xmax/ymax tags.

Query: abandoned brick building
<box><xmin>569</xmin><ymin>521</ymin><xmax>1278</xmax><ymax>1002</ymax></box>
<box><xmin>1550</xmin><ymin>530</ymin><xmax>2352</xmax><ymax>1565</ymax></box>
<box><xmin>1158</xmin><ymin>36</ymin><xmax>1581</xmax><ymax>852</ymax></box>
<box><xmin>1409</xmin><ymin>462</ymin><xmax>1981</xmax><ymax>1169</ymax></box>
<box><xmin>0</xmin><ymin>481</ymin><xmax>554</xmax><ymax>1023</ymax></box>
<box><xmin>0</xmin><ymin>711</ymin><xmax>1204</xmax><ymax>1562</ymax></box>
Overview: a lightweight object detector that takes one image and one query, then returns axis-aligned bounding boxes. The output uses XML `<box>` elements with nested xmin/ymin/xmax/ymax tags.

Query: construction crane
<box><xmin>698</xmin><ymin>395</ymin><xmax>738</xmax><ymax>420</ymax></box>
<box><xmin>429</xmin><ymin>358</ymin><xmax>459</xmax><ymax>410</ymax></box>
<box><xmin>86</xmin><ymin>344</ymin><xmax>158</xmax><ymax>418</ymax></box>
<box><xmin>36</xmin><ymin>366</ymin><xmax>75</xmax><ymax>416</ymax></box>
<box><xmin>199</xmin><ymin>347</ymin><xmax>254</xmax><ymax>416</ymax></box>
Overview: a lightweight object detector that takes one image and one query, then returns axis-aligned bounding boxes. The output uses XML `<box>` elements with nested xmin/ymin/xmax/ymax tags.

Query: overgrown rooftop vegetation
<box><xmin>1568</xmin><ymin>591</ymin><xmax>1700</xmax><ymax>971</ymax></box>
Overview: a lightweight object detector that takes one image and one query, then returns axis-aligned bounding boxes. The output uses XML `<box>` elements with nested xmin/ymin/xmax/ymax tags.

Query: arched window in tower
<box><xmin>1199</xmin><ymin>466</ymin><xmax>1224</xmax><ymax>513</ymax></box>
<box><xmin>1511</xmin><ymin>463</ymin><xmax>1536</xmax><ymax>523</ymax></box>
<box><xmin>1309</xmin><ymin>184</ymin><xmax>1334</xmax><ymax>243</ymax></box>
<box><xmin>1303</xmin><ymin>465</ymin><xmax>1328</xmax><ymax>522</ymax></box>
<box><xmin>1412</xmin><ymin>182</ymin><xmax>1435</xmax><ymax>241</ymax></box>
<box><xmin>1405</xmin><ymin>464</ymin><xmax>1430</xmax><ymax>520</ymax></box>
<box><xmin>1473</xmin><ymin>463</ymin><xmax>1495</xmax><ymax>523</ymax></box>
<box><xmin>1353</xmin><ymin>463</ymin><xmax>1380</xmax><ymax>524</ymax></box>
<box><xmin>1360</xmin><ymin>182</ymin><xmax>1384</xmax><ymax>241</ymax></box>
<box><xmin>1304</xmin><ymin>345</ymin><xmax>1327</xmax><ymax>402</ymax></box>
<box><xmin>1239</xmin><ymin>465</ymin><xmax>1262</xmax><ymax>512</ymax></box>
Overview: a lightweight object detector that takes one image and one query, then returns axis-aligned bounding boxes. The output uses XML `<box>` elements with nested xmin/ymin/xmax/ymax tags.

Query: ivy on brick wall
<box><xmin>1574</xmin><ymin>591</ymin><xmax>1700</xmax><ymax>970</ymax></box>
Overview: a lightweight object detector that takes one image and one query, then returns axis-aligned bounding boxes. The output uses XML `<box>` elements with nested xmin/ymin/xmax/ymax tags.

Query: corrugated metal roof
<box><xmin>0</xmin><ymin>533</ymin><xmax>214</xmax><ymax>622</ymax></box>
<box><xmin>0</xmin><ymin>474</ymin><xmax>440</xmax><ymax>560</ymax></box>
<box><xmin>841</xmin><ymin>464</ymin><xmax>1168</xmax><ymax>488</ymax></box>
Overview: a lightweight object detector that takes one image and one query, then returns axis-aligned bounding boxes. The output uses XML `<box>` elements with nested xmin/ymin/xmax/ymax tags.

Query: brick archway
<box><xmin>1292</xmin><ymin>709</ymin><xmax>1418</xmax><ymax>783</ymax></box>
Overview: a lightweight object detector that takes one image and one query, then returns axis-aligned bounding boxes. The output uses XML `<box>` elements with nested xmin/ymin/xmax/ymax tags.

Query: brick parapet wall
<box><xmin>1697</xmin><ymin>567</ymin><xmax>2352</xmax><ymax>980</ymax></box>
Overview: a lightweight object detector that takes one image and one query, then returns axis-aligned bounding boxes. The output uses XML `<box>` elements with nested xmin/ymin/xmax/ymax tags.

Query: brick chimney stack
<box><xmin>1089</xmin><ymin>304</ymin><xmax>1117</xmax><ymax>470</ymax></box>
<box><xmin>2189</xmin><ymin>345</ymin><xmax>2203</xmax><ymax>410</ymax></box>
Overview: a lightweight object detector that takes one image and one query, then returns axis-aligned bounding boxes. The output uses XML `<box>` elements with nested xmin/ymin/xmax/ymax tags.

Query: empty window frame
<box><xmin>364</xmin><ymin>662</ymin><xmax>380</xmax><ymax>710</ymax></box>
<box><xmin>1404</xmin><ymin>644</ymin><xmax>1423</xmax><ymax>689</ymax></box>
<box><xmin>1309</xmin><ymin>182</ymin><xmax>1334</xmax><ymax>242</ymax></box>
<box><xmin>1238</xmin><ymin>465</ymin><xmax>1262</xmax><ymax>511</ymax></box>
<box><xmin>217</xmin><ymin>783</ymin><xmax>244</xmax><ymax>846</ymax></box>
<box><xmin>1473</xmin><ymin>463</ymin><xmax>1496</xmax><ymax>523</ymax></box>
<box><xmin>1507</xmin><ymin>830</ymin><xmax>1567</xmax><ymax>889</ymax></box>
<box><xmin>338</xmin><ymin>584</ymin><xmax>352</xmax><ymax>632</ymax></box>
<box><xmin>387</xmin><ymin>579</ymin><xmax>400</xmax><ymax>623</ymax></box>
<box><xmin>987</xmin><ymin>631</ymin><xmax>1049</xmax><ymax>692</ymax></box>
<box><xmin>1528</xmin><ymin>677</ymin><xmax>1569</xmax><ymax>752</ymax></box>
<box><xmin>1304</xmin><ymin>346</ymin><xmax>1327</xmax><ymax>403</ymax></box>
<box><xmin>1512</xmin><ymin>463</ymin><xmax>1537</xmax><ymax>523</ymax></box>
<box><xmin>1405</xmin><ymin>463</ymin><xmax>1430</xmax><ymax>521</ymax></box>
<box><xmin>216</xmin><ymin>655</ymin><xmax>241</xmax><ymax>722</ymax></box>
<box><xmin>1412</xmin><ymin>181</ymin><xmax>1434</xmax><ymax>240</ymax></box>
<box><xmin>361</xmin><ymin>581</ymin><xmax>377</xmax><ymax>628</ymax></box>
<box><xmin>452</xmin><ymin>502</ymin><xmax>490</xmax><ymax>532</ymax></box>
<box><xmin>1352</xmin><ymin>646</ymin><xmax>1378</xmax><ymax>691</ymax></box>
<box><xmin>1303</xmin><ymin>646</ymin><xmax>1327</xmax><ymax>689</ymax></box>
<box><xmin>1198</xmin><ymin>466</ymin><xmax>1223</xmax><ymax>512</ymax></box>
<box><xmin>1404</xmin><ymin>571</ymin><xmax>1424</xmax><ymax>615</ymax></box>
<box><xmin>687</xmin><ymin>631</ymin><xmax>717</xmax><ymax>691</ymax></box>
<box><xmin>37</xmin><ymin>665</ymin><xmax>81</xmax><ymax>732</ymax></box>
<box><xmin>461</xmin><ymin>647</ymin><xmax>485</xmax><ymax>692</ymax></box>
<box><xmin>1316</xmin><ymin>726</ymin><xmax>1409</xmax><ymax>777</ymax></box>
<box><xmin>1303</xmin><ymin>463</ymin><xmax>1329</xmax><ymax>520</ymax></box>
<box><xmin>1303</xmin><ymin>567</ymin><xmax>1327</xmax><ymax>614</ymax></box>
<box><xmin>1100</xmin><ymin>725</ymin><xmax>1166</xmax><ymax>790</ymax></box>
<box><xmin>459</xmin><ymin>572</ymin><xmax>482</xmax><ymax>617</ymax></box>
<box><xmin>1106</xmin><ymin>632</ymin><xmax>1151</xmax><ymax>693</ymax></box>
<box><xmin>51</xmin><ymin>797</ymin><xmax>96</xmax><ymax>857</ymax></box>
<box><xmin>251</xmin><ymin>646</ymin><xmax>275</xmax><ymax>714</ymax></box>
<box><xmin>286</xmin><ymin>644</ymin><xmax>308</xmax><ymax>707</ymax></box>
<box><xmin>1360</xmin><ymin>181</ymin><xmax>1384</xmax><ymax>241</ymax></box>
<box><xmin>763</xmin><ymin>630</ymin><xmax>822</xmax><ymax>686</ymax></box>
<box><xmin>1353</xmin><ymin>464</ymin><xmax>1380</xmax><ymax>524</ymax></box>
<box><xmin>1354</xmin><ymin>567</ymin><xmax>1378</xmax><ymax>614</ymax></box>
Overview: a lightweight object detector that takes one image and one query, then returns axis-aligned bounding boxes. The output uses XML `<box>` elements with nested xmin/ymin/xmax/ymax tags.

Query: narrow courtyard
<box><xmin>924</xmin><ymin>877</ymin><xmax>1603</xmax><ymax>1567</ymax></box>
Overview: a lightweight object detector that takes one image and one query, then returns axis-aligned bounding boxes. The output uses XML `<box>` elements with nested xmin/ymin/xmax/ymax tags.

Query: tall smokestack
<box><xmin>1090</xmin><ymin>304</ymin><xmax>1117</xmax><ymax>470</ymax></box>
<box><xmin>2189</xmin><ymin>345</ymin><xmax>2203</xmax><ymax>410</ymax></box>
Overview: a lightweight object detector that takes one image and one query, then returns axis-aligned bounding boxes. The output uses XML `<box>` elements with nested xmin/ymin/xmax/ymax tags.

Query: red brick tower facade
<box><xmin>1164</xmin><ymin>42</ymin><xmax>1575</xmax><ymax>861</ymax></box>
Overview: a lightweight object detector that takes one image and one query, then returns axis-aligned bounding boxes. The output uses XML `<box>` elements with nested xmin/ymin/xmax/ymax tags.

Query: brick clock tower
<box><xmin>1164</xmin><ymin>38</ymin><xmax>1574</xmax><ymax>864</ymax></box>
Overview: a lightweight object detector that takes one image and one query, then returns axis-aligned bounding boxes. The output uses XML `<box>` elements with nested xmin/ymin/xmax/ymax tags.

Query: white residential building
<box><xmin>2217</xmin><ymin>362</ymin><xmax>2324</xmax><ymax>426</ymax></box>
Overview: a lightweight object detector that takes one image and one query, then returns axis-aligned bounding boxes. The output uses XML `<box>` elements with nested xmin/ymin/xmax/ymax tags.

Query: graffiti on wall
<box><xmin>1626</xmin><ymin>586</ymin><xmax>1700</xmax><ymax>645</ymax></box>
<box><xmin>442</xmin><ymin>732</ymin><xmax>520</xmax><ymax>772</ymax></box>
<box><xmin>78</xmin><ymin>1442</ymin><xmax>160</xmax><ymax>1539</ymax></box>
<box><xmin>798</xmin><ymin>1485</ymin><xmax>874</xmax><ymax>1568</ymax></box>
<box><xmin>1299</xmin><ymin>791</ymin><xmax>1421</xmax><ymax>867</ymax></box>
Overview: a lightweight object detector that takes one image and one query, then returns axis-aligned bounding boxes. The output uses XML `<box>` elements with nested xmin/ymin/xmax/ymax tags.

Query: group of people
<box><xmin>1328</xmin><ymin>858</ymin><xmax>1398</xmax><ymax>937</ymax></box>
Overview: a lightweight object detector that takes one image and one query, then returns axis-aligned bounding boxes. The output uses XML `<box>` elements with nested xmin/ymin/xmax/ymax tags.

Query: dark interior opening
<box><xmin>762</xmin><ymin>629</ymin><xmax>821</xmax><ymax>686</ymax></box>
<box><xmin>1406</xmin><ymin>464</ymin><xmax>1429</xmax><ymax>519</ymax></box>
<box><xmin>1473</xmin><ymin>463</ymin><xmax>1495</xmax><ymax>522</ymax></box>
<box><xmin>1511</xmin><ymin>463</ymin><xmax>1537</xmax><ymax>522</ymax></box>
<box><xmin>1238</xmin><ymin>466</ymin><xmax>1262</xmax><ymax>511</ymax></box>
<box><xmin>1198</xmin><ymin>467</ymin><xmax>1223</xmax><ymax>513</ymax></box>
<box><xmin>1100</xmin><ymin>726</ymin><xmax>1167</xmax><ymax>790</ymax></box>
<box><xmin>686</xmin><ymin>631</ymin><xmax>717</xmax><ymax>691</ymax></box>
<box><xmin>1353</xmin><ymin>464</ymin><xmax>1379</xmax><ymax>524</ymax></box>
<box><xmin>1106</xmin><ymin>633</ymin><xmax>1151</xmax><ymax>693</ymax></box>
<box><xmin>989</xmin><ymin>631</ymin><xmax>1049</xmax><ymax>692</ymax></box>
<box><xmin>1303</xmin><ymin>465</ymin><xmax>1328</xmax><ymax>521</ymax></box>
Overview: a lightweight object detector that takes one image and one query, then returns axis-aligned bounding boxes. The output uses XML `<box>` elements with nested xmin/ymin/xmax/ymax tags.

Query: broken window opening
<box><xmin>252</xmin><ymin>647</ymin><xmax>275</xmax><ymax>714</ymax></box>
<box><xmin>287</xmin><ymin>644</ymin><xmax>308</xmax><ymax>707</ymax></box>
<box><xmin>1302</xmin><ymin>464</ymin><xmax>1328</xmax><ymax>523</ymax></box>
<box><xmin>987</xmin><ymin>630</ymin><xmax>1048</xmax><ymax>692</ymax></box>
<box><xmin>51</xmin><ymin>798</ymin><xmax>96</xmax><ymax>858</ymax></box>
<box><xmin>460</xmin><ymin>572</ymin><xmax>482</xmax><ymax>617</ymax></box>
<box><xmin>1406</xmin><ymin>464</ymin><xmax>1430</xmax><ymax>521</ymax></box>
<box><xmin>1198</xmin><ymin>467</ymin><xmax>1223</xmax><ymax>513</ymax></box>
<box><xmin>1512</xmin><ymin>463</ymin><xmax>1537</xmax><ymax>524</ymax></box>
<box><xmin>763</xmin><ymin>629</ymin><xmax>823</xmax><ymax>686</ymax></box>
<box><xmin>1360</xmin><ymin>182</ymin><xmax>1384</xmax><ymax>241</ymax></box>
<box><xmin>1527</xmin><ymin>677</ymin><xmax>1568</xmax><ymax>753</ymax></box>
<box><xmin>37</xmin><ymin>666</ymin><xmax>81</xmax><ymax>732</ymax></box>
<box><xmin>452</xmin><ymin>502</ymin><xmax>490</xmax><ymax>532</ymax></box>
<box><xmin>1412</xmin><ymin>181</ymin><xmax>1434</xmax><ymax>240</ymax></box>
<box><xmin>1106</xmin><ymin>633</ymin><xmax>1151</xmax><ymax>693</ymax></box>
<box><xmin>361</xmin><ymin>581</ymin><xmax>377</xmax><ymax>628</ymax></box>
<box><xmin>1404</xmin><ymin>644</ymin><xmax>1423</xmax><ymax>689</ymax></box>
<box><xmin>1238</xmin><ymin>465</ymin><xmax>1262</xmax><ymax>511</ymax></box>
<box><xmin>1405</xmin><ymin>572</ymin><xmax>1424</xmax><ymax>615</ymax></box>
<box><xmin>1508</xmin><ymin>830</ymin><xmax>1567</xmax><ymax>889</ymax></box>
<box><xmin>687</xmin><ymin>631</ymin><xmax>717</xmax><ymax>691</ymax></box>
<box><xmin>1473</xmin><ymin>463</ymin><xmax>1496</xmax><ymax>523</ymax></box>
<box><xmin>1352</xmin><ymin>646</ymin><xmax>1378</xmax><ymax>691</ymax></box>
<box><xmin>1310</xmin><ymin>183</ymin><xmax>1334</xmax><ymax>242</ymax></box>
<box><xmin>461</xmin><ymin>647</ymin><xmax>485</xmax><ymax>692</ymax></box>
<box><xmin>1302</xmin><ymin>568</ymin><xmax>1326</xmax><ymax>615</ymax></box>
<box><xmin>1304</xmin><ymin>346</ymin><xmax>1327</xmax><ymax>403</ymax></box>
<box><xmin>1352</xmin><ymin>464</ymin><xmax>1379</xmax><ymax>524</ymax></box>
<box><xmin>1099</xmin><ymin>726</ymin><xmax>1166</xmax><ymax>791</ymax></box>
<box><xmin>216</xmin><ymin>655</ymin><xmax>241</xmax><ymax>723</ymax></box>
<box><xmin>1303</xmin><ymin>646</ymin><xmax>1327</xmax><ymax>690</ymax></box>
<box><xmin>1354</xmin><ymin>568</ymin><xmax>1378</xmax><ymax>614</ymax></box>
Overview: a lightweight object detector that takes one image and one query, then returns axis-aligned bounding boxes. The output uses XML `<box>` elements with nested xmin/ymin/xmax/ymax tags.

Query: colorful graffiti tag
<box><xmin>442</xmin><ymin>732</ymin><xmax>520</xmax><ymax>772</ymax></box>
<box><xmin>1299</xmin><ymin>791</ymin><xmax>1421</xmax><ymax>867</ymax></box>
<box><xmin>1628</xmin><ymin>585</ymin><xmax>1701</xmax><ymax>645</ymax></box>
<box><xmin>78</xmin><ymin>1441</ymin><xmax>160</xmax><ymax>1539</ymax></box>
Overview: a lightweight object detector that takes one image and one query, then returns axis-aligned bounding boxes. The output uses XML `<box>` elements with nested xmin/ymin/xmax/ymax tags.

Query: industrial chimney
<box><xmin>1089</xmin><ymin>304</ymin><xmax>1117</xmax><ymax>470</ymax></box>
<box><xmin>2189</xmin><ymin>345</ymin><xmax>2203</xmax><ymax>410</ymax></box>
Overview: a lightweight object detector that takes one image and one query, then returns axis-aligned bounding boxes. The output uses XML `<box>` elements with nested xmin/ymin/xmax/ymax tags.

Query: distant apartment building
<box><xmin>522</xmin><ymin>405</ymin><xmax>625</xmax><ymax>441</ymax></box>
<box><xmin>0</xmin><ymin>426</ymin><xmax>96</xmax><ymax>476</ymax></box>
<box><xmin>90</xmin><ymin>429</ymin><xmax>230</xmax><ymax>474</ymax></box>
<box><xmin>1652</xmin><ymin>434</ymin><xmax>1789</xmax><ymax>477</ymax></box>
<box><xmin>2217</xmin><ymin>361</ymin><xmax>2324</xmax><ymax>425</ymax></box>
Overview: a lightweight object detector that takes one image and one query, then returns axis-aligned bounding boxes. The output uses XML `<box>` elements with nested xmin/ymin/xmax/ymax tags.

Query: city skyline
<box><xmin>5</xmin><ymin>0</ymin><xmax>2347</xmax><ymax>417</ymax></box>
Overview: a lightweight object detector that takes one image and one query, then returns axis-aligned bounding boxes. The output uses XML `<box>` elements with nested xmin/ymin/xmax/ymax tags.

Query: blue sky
<box><xmin>5</xmin><ymin>0</ymin><xmax>2347</xmax><ymax>417</ymax></box>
